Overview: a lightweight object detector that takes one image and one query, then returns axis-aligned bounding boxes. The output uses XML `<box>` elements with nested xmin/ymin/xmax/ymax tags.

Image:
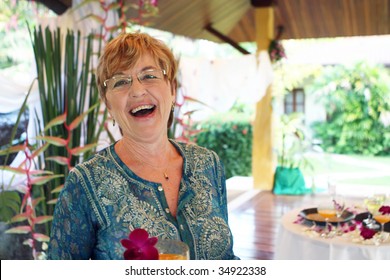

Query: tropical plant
<box><xmin>272</xmin><ymin>113</ymin><xmax>313</xmax><ymax>195</ymax></box>
<box><xmin>0</xmin><ymin>26</ymin><xmax>106</xmax><ymax>259</ymax></box>
<box><xmin>275</xmin><ymin>113</ymin><xmax>311</xmax><ymax>169</ymax></box>
<box><xmin>0</xmin><ymin>0</ymin><xmax>162</xmax><ymax>259</ymax></box>
<box><xmin>310</xmin><ymin>62</ymin><xmax>390</xmax><ymax>155</ymax></box>
<box><xmin>29</xmin><ymin>26</ymin><xmax>107</xmax><ymax>214</ymax></box>
<box><xmin>0</xmin><ymin>81</ymin><xmax>34</xmax><ymax>223</ymax></box>
<box><xmin>0</xmin><ymin>80</ymin><xmax>63</xmax><ymax>259</ymax></box>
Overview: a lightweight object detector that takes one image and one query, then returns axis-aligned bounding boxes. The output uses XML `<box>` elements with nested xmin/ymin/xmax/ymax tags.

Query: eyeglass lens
<box><xmin>105</xmin><ymin>69</ymin><xmax>165</xmax><ymax>92</ymax></box>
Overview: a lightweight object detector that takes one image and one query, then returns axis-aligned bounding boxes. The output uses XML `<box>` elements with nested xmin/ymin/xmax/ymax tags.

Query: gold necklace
<box><xmin>122</xmin><ymin>141</ymin><xmax>171</xmax><ymax>181</ymax></box>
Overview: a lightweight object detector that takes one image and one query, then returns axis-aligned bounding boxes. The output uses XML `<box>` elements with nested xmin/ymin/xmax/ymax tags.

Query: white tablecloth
<box><xmin>275</xmin><ymin>208</ymin><xmax>390</xmax><ymax>260</ymax></box>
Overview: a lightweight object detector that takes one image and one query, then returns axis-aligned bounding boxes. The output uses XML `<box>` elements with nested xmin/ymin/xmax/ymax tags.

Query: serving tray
<box><xmin>299</xmin><ymin>207</ymin><xmax>355</xmax><ymax>226</ymax></box>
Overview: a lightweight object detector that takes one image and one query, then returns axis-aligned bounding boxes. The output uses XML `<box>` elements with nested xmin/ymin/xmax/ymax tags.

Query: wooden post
<box><xmin>252</xmin><ymin>7</ymin><xmax>275</xmax><ymax>190</ymax></box>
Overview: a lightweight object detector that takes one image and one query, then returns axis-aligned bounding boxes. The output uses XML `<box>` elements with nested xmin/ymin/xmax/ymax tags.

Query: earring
<box><xmin>113</xmin><ymin>119</ymin><xmax>116</xmax><ymax>126</ymax></box>
<box><xmin>171</xmin><ymin>102</ymin><xmax>175</xmax><ymax>112</ymax></box>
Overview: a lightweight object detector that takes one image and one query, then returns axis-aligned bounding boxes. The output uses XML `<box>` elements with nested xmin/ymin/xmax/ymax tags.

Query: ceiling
<box><xmin>36</xmin><ymin>0</ymin><xmax>390</xmax><ymax>43</ymax></box>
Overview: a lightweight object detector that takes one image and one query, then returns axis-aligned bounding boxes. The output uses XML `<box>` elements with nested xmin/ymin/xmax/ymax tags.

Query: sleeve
<box><xmin>47</xmin><ymin>170</ymin><xmax>96</xmax><ymax>260</ymax></box>
<box><xmin>212</xmin><ymin>150</ymin><xmax>229</xmax><ymax>219</ymax></box>
<box><xmin>211</xmin><ymin>150</ymin><xmax>240</xmax><ymax>260</ymax></box>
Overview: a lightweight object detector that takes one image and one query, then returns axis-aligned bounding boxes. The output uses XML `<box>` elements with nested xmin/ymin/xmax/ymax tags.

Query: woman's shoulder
<box><xmin>70</xmin><ymin>144</ymin><xmax>115</xmax><ymax>174</ymax></box>
<box><xmin>173</xmin><ymin>140</ymin><xmax>216</xmax><ymax>157</ymax></box>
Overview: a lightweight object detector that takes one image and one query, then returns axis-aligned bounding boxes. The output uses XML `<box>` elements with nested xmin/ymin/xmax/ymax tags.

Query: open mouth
<box><xmin>130</xmin><ymin>104</ymin><xmax>156</xmax><ymax>117</ymax></box>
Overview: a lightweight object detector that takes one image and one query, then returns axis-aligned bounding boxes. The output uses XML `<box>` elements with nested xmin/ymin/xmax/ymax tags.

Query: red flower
<box><xmin>121</xmin><ymin>228</ymin><xmax>159</xmax><ymax>260</ymax></box>
<box><xmin>379</xmin><ymin>205</ymin><xmax>390</xmax><ymax>215</ymax></box>
<box><xmin>360</xmin><ymin>227</ymin><xmax>376</xmax><ymax>240</ymax></box>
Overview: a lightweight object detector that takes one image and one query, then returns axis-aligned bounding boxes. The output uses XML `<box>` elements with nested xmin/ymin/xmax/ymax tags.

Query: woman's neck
<box><xmin>120</xmin><ymin>136</ymin><xmax>173</xmax><ymax>167</ymax></box>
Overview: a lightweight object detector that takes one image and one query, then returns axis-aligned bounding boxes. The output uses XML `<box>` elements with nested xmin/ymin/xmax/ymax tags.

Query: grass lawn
<box><xmin>301</xmin><ymin>153</ymin><xmax>390</xmax><ymax>187</ymax></box>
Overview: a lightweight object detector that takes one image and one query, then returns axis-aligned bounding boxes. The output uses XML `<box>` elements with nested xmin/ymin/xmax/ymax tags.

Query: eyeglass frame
<box><xmin>103</xmin><ymin>69</ymin><xmax>167</xmax><ymax>91</ymax></box>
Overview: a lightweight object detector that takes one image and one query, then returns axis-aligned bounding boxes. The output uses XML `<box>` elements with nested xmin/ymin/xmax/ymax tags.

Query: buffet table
<box><xmin>275</xmin><ymin>208</ymin><xmax>390</xmax><ymax>260</ymax></box>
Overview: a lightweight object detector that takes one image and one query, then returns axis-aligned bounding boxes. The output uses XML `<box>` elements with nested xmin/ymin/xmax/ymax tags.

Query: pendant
<box><xmin>163</xmin><ymin>172</ymin><xmax>169</xmax><ymax>181</ymax></box>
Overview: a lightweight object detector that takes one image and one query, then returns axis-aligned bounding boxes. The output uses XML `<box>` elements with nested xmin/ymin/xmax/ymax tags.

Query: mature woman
<box><xmin>48</xmin><ymin>32</ymin><xmax>239</xmax><ymax>260</ymax></box>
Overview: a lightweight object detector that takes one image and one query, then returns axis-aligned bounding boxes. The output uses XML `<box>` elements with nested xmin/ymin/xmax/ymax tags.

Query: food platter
<box><xmin>299</xmin><ymin>207</ymin><xmax>355</xmax><ymax>226</ymax></box>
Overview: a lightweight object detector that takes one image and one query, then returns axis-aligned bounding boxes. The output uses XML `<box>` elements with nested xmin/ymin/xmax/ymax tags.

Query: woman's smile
<box><xmin>130</xmin><ymin>104</ymin><xmax>157</xmax><ymax>117</ymax></box>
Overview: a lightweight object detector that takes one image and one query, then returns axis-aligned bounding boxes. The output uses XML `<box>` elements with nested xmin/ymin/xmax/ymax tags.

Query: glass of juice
<box><xmin>364</xmin><ymin>196</ymin><xmax>382</xmax><ymax>230</ymax></box>
<box><xmin>373</xmin><ymin>214</ymin><xmax>390</xmax><ymax>243</ymax></box>
<box><xmin>156</xmin><ymin>239</ymin><xmax>190</xmax><ymax>260</ymax></box>
<box><xmin>318</xmin><ymin>202</ymin><xmax>337</xmax><ymax>238</ymax></box>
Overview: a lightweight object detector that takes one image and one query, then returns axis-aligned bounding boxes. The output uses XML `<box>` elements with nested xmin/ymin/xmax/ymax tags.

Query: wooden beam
<box><xmin>252</xmin><ymin>7</ymin><xmax>275</xmax><ymax>191</ymax></box>
<box><xmin>255</xmin><ymin>7</ymin><xmax>274</xmax><ymax>50</ymax></box>
<box><xmin>250</xmin><ymin>0</ymin><xmax>276</xmax><ymax>8</ymax></box>
<box><xmin>205</xmin><ymin>24</ymin><xmax>250</xmax><ymax>55</ymax></box>
<box><xmin>31</xmin><ymin>0</ymin><xmax>71</xmax><ymax>15</ymax></box>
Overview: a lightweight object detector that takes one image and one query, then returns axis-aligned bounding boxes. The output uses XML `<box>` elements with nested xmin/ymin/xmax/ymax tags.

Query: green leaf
<box><xmin>10</xmin><ymin>213</ymin><xmax>29</xmax><ymax>223</ymax></box>
<box><xmin>47</xmin><ymin>198</ymin><xmax>58</xmax><ymax>205</ymax></box>
<box><xmin>34</xmin><ymin>136</ymin><xmax>67</xmax><ymax>147</ymax></box>
<box><xmin>70</xmin><ymin>143</ymin><xmax>97</xmax><ymax>156</ymax></box>
<box><xmin>0</xmin><ymin>191</ymin><xmax>21</xmax><ymax>222</ymax></box>
<box><xmin>51</xmin><ymin>184</ymin><xmax>64</xmax><ymax>194</ymax></box>
<box><xmin>34</xmin><ymin>215</ymin><xmax>53</xmax><ymax>225</ymax></box>
<box><xmin>46</xmin><ymin>156</ymin><xmax>69</xmax><ymax>165</ymax></box>
<box><xmin>33</xmin><ymin>233</ymin><xmax>50</xmax><ymax>242</ymax></box>
<box><xmin>0</xmin><ymin>165</ymin><xmax>26</xmax><ymax>174</ymax></box>
<box><xmin>30</xmin><ymin>174</ymin><xmax>64</xmax><ymax>185</ymax></box>
<box><xmin>43</xmin><ymin>113</ymin><xmax>66</xmax><ymax>131</ymax></box>
<box><xmin>30</xmin><ymin>142</ymin><xmax>50</xmax><ymax>160</ymax></box>
<box><xmin>5</xmin><ymin>225</ymin><xmax>31</xmax><ymax>234</ymax></box>
<box><xmin>0</xmin><ymin>145</ymin><xmax>25</xmax><ymax>156</ymax></box>
<box><xmin>68</xmin><ymin>103</ymin><xmax>99</xmax><ymax>131</ymax></box>
<box><xmin>29</xmin><ymin>170</ymin><xmax>53</xmax><ymax>176</ymax></box>
<box><xmin>32</xmin><ymin>197</ymin><xmax>46</xmax><ymax>208</ymax></box>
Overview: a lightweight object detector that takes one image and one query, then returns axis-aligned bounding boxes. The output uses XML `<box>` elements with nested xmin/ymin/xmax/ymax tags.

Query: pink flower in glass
<box><xmin>379</xmin><ymin>205</ymin><xmax>390</xmax><ymax>215</ymax></box>
<box><xmin>120</xmin><ymin>228</ymin><xmax>159</xmax><ymax>260</ymax></box>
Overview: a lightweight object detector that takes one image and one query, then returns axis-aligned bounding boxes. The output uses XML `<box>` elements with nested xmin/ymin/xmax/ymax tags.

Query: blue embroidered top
<box><xmin>48</xmin><ymin>140</ymin><xmax>239</xmax><ymax>260</ymax></box>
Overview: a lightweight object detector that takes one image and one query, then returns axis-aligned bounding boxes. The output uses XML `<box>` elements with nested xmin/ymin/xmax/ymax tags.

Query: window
<box><xmin>284</xmin><ymin>88</ymin><xmax>305</xmax><ymax>114</ymax></box>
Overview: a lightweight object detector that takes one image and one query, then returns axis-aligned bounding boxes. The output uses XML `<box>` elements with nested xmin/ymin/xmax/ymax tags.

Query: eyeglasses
<box><xmin>103</xmin><ymin>69</ymin><xmax>167</xmax><ymax>92</ymax></box>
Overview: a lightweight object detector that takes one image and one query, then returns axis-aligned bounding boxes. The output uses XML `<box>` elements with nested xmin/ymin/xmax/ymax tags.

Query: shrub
<box><xmin>310</xmin><ymin>62</ymin><xmax>390</xmax><ymax>155</ymax></box>
<box><xmin>192</xmin><ymin>113</ymin><xmax>253</xmax><ymax>179</ymax></box>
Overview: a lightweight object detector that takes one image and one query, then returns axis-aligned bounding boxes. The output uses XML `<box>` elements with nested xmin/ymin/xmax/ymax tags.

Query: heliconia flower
<box><xmin>121</xmin><ymin>228</ymin><xmax>159</xmax><ymax>260</ymax></box>
<box><xmin>379</xmin><ymin>205</ymin><xmax>390</xmax><ymax>215</ymax></box>
<box><xmin>360</xmin><ymin>227</ymin><xmax>376</xmax><ymax>240</ymax></box>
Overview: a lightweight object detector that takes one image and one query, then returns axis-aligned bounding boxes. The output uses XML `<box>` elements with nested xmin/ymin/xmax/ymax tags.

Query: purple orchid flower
<box><xmin>379</xmin><ymin>205</ymin><xmax>390</xmax><ymax>215</ymax></box>
<box><xmin>360</xmin><ymin>227</ymin><xmax>377</xmax><ymax>240</ymax></box>
<box><xmin>121</xmin><ymin>228</ymin><xmax>159</xmax><ymax>260</ymax></box>
<box><xmin>294</xmin><ymin>215</ymin><xmax>305</xmax><ymax>224</ymax></box>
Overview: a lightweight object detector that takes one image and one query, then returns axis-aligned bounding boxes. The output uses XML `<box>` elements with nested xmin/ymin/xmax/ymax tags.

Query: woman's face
<box><xmin>105</xmin><ymin>53</ymin><xmax>175</xmax><ymax>142</ymax></box>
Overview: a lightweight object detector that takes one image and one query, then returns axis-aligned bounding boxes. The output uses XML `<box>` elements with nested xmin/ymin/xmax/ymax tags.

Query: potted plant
<box><xmin>272</xmin><ymin>112</ymin><xmax>312</xmax><ymax>195</ymax></box>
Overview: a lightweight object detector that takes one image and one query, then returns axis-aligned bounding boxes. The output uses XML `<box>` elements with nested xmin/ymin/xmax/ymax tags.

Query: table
<box><xmin>275</xmin><ymin>208</ymin><xmax>390</xmax><ymax>260</ymax></box>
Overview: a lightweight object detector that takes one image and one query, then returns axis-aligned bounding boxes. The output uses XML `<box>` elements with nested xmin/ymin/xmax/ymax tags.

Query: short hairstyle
<box><xmin>96</xmin><ymin>31</ymin><xmax>178</xmax><ymax>128</ymax></box>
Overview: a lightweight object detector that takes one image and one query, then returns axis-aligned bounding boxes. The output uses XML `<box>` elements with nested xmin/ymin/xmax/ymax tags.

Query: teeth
<box><xmin>131</xmin><ymin>105</ymin><xmax>154</xmax><ymax>114</ymax></box>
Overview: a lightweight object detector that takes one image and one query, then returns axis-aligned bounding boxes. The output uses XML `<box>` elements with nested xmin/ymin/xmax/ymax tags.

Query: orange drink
<box><xmin>155</xmin><ymin>239</ymin><xmax>190</xmax><ymax>260</ymax></box>
<box><xmin>373</xmin><ymin>215</ymin><xmax>390</xmax><ymax>225</ymax></box>
<box><xmin>159</xmin><ymin>253</ymin><xmax>187</xmax><ymax>260</ymax></box>
<box><xmin>318</xmin><ymin>209</ymin><xmax>336</xmax><ymax>219</ymax></box>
